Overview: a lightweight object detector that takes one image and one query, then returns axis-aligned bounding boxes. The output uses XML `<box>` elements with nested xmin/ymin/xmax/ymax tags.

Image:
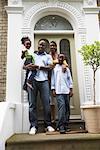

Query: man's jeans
<box><xmin>56</xmin><ymin>94</ymin><xmax>70</xmax><ymax>128</ymax></box>
<box><xmin>27</xmin><ymin>79</ymin><xmax>51</xmax><ymax>128</ymax></box>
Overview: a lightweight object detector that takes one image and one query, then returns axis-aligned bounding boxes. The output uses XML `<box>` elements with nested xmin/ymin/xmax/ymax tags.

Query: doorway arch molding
<box><xmin>23</xmin><ymin>1</ymin><xmax>85</xmax><ymax>32</ymax></box>
<box><xmin>22</xmin><ymin>1</ymin><xmax>92</xmax><ymax>105</ymax></box>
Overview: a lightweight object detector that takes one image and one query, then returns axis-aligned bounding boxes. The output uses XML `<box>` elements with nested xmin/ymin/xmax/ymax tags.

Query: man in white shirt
<box><xmin>51</xmin><ymin>54</ymin><xmax>73</xmax><ymax>134</ymax></box>
<box><xmin>24</xmin><ymin>39</ymin><xmax>55</xmax><ymax>134</ymax></box>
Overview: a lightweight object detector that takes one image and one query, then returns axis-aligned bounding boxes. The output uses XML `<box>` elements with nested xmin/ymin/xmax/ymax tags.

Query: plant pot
<box><xmin>81</xmin><ymin>105</ymin><xmax>100</xmax><ymax>133</ymax></box>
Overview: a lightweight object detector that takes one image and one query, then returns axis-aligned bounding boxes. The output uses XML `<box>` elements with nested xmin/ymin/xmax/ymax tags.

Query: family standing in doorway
<box><xmin>21</xmin><ymin>37</ymin><xmax>73</xmax><ymax>135</ymax></box>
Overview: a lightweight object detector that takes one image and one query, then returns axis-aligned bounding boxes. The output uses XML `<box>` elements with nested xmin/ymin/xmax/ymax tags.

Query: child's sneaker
<box><xmin>59</xmin><ymin>126</ymin><xmax>66</xmax><ymax>134</ymax></box>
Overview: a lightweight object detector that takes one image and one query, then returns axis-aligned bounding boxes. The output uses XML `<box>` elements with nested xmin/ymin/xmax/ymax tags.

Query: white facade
<box><xmin>0</xmin><ymin>0</ymin><xmax>100</xmax><ymax>146</ymax></box>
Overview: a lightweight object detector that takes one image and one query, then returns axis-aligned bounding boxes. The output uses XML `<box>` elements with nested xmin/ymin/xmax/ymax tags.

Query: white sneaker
<box><xmin>47</xmin><ymin>126</ymin><xmax>55</xmax><ymax>132</ymax></box>
<box><xmin>29</xmin><ymin>127</ymin><xmax>37</xmax><ymax>135</ymax></box>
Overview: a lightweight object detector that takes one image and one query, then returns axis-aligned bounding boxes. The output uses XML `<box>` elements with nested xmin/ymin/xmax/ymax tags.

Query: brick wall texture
<box><xmin>0</xmin><ymin>0</ymin><xmax>7</xmax><ymax>101</ymax></box>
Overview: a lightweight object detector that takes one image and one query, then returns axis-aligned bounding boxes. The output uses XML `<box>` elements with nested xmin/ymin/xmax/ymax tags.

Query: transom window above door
<box><xmin>34</xmin><ymin>15</ymin><xmax>73</xmax><ymax>30</ymax></box>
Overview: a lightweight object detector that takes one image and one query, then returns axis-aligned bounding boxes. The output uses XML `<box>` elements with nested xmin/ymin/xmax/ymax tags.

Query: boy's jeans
<box><xmin>56</xmin><ymin>94</ymin><xmax>70</xmax><ymax>128</ymax></box>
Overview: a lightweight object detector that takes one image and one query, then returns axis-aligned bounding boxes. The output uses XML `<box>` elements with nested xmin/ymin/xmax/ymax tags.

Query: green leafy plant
<box><xmin>79</xmin><ymin>41</ymin><xmax>100</xmax><ymax>104</ymax></box>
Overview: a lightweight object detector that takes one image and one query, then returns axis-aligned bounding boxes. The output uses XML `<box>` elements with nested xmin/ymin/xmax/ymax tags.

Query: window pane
<box><xmin>60</xmin><ymin>39</ymin><xmax>72</xmax><ymax>72</ymax></box>
<box><xmin>34</xmin><ymin>15</ymin><xmax>73</xmax><ymax>30</ymax></box>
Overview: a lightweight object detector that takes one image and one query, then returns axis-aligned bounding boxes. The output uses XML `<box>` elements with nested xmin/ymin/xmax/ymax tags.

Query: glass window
<box><xmin>60</xmin><ymin>39</ymin><xmax>72</xmax><ymax>71</ymax></box>
<box><xmin>34</xmin><ymin>15</ymin><xmax>73</xmax><ymax>30</ymax></box>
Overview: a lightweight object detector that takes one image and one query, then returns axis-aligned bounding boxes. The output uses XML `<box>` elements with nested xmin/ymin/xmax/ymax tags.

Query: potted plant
<box><xmin>79</xmin><ymin>41</ymin><xmax>100</xmax><ymax>133</ymax></box>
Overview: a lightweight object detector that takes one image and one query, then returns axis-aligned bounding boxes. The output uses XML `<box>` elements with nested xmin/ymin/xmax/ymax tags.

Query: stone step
<box><xmin>38</xmin><ymin>119</ymin><xmax>85</xmax><ymax>133</ymax></box>
<box><xmin>6</xmin><ymin>132</ymin><xmax>100</xmax><ymax>150</ymax></box>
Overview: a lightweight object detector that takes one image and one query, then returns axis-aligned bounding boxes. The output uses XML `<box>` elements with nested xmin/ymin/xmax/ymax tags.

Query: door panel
<box><xmin>34</xmin><ymin>34</ymin><xmax>80</xmax><ymax>119</ymax></box>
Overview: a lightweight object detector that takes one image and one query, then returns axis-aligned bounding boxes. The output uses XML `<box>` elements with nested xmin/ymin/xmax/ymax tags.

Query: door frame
<box><xmin>34</xmin><ymin>31</ymin><xmax>81</xmax><ymax>119</ymax></box>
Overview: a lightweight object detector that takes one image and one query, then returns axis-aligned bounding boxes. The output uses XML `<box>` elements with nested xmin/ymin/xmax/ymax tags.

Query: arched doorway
<box><xmin>34</xmin><ymin>15</ymin><xmax>80</xmax><ymax>119</ymax></box>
